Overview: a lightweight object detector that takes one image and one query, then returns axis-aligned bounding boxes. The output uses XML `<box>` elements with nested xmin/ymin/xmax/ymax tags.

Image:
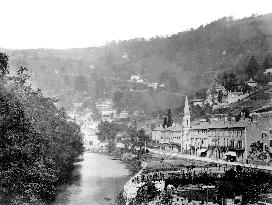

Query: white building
<box><xmin>148</xmin><ymin>83</ymin><xmax>159</xmax><ymax>90</ymax></box>
<box><xmin>95</xmin><ymin>99</ymin><xmax>113</xmax><ymax>110</ymax></box>
<box><xmin>227</xmin><ymin>91</ymin><xmax>249</xmax><ymax>104</ymax></box>
<box><xmin>100</xmin><ymin>108</ymin><xmax>116</xmax><ymax>122</ymax></box>
<box><xmin>264</xmin><ymin>68</ymin><xmax>272</xmax><ymax>75</ymax></box>
<box><xmin>190</xmin><ymin>99</ymin><xmax>204</xmax><ymax>107</ymax></box>
<box><xmin>246</xmin><ymin>78</ymin><xmax>258</xmax><ymax>88</ymax></box>
<box><xmin>130</xmin><ymin>74</ymin><xmax>144</xmax><ymax>83</ymax></box>
<box><xmin>119</xmin><ymin>110</ymin><xmax>129</xmax><ymax>119</ymax></box>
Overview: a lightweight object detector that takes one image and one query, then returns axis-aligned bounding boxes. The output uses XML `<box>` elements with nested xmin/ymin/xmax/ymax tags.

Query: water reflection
<box><xmin>52</xmin><ymin>152</ymin><xmax>130</xmax><ymax>205</ymax></box>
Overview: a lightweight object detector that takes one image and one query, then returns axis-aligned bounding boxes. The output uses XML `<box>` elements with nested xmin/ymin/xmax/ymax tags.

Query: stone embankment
<box><xmin>122</xmin><ymin>159</ymin><xmax>226</xmax><ymax>205</ymax></box>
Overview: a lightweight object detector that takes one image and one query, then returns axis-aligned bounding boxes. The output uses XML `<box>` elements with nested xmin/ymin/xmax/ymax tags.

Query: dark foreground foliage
<box><xmin>0</xmin><ymin>53</ymin><xmax>84</xmax><ymax>204</ymax></box>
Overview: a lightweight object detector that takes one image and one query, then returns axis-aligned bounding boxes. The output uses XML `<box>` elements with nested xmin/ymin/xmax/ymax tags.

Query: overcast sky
<box><xmin>0</xmin><ymin>0</ymin><xmax>271</xmax><ymax>49</ymax></box>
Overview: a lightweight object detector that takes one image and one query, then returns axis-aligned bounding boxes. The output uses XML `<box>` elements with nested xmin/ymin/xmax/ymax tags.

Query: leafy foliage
<box><xmin>0</xmin><ymin>52</ymin><xmax>9</xmax><ymax>79</ymax></box>
<box><xmin>246</xmin><ymin>55</ymin><xmax>260</xmax><ymax>79</ymax></box>
<box><xmin>131</xmin><ymin>181</ymin><xmax>160</xmax><ymax>205</ymax></box>
<box><xmin>0</xmin><ymin>53</ymin><xmax>84</xmax><ymax>204</ymax></box>
<box><xmin>159</xmin><ymin>70</ymin><xmax>180</xmax><ymax>92</ymax></box>
<box><xmin>74</xmin><ymin>75</ymin><xmax>88</xmax><ymax>92</ymax></box>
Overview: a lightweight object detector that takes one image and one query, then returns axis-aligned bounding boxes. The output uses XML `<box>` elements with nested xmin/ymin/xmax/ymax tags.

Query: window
<box><xmin>262</xmin><ymin>133</ymin><xmax>267</xmax><ymax>139</ymax></box>
<box><xmin>230</xmin><ymin>140</ymin><xmax>235</xmax><ymax>148</ymax></box>
<box><xmin>238</xmin><ymin>141</ymin><xmax>242</xmax><ymax>148</ymax></box>
<box><xmin>270</xmin><ymin>129</ymin><xmax>272</xmax><ymax>134</ymax></box>
<box><xmin>270</xmin><ymin>140</ymin><xmax>272</xmax><ymax>147</ymax></box>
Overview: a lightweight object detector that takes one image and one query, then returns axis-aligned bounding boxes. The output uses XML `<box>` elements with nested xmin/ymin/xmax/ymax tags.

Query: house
<box><xmin>73</xmin><ymin>102</ymin><xmax>83</xmax><ymax>109</ymax></box>
<box><xmin>190</xmin><ymin>99</ymin><xmax>204</xmax><ymax>107</ymax></box>
<box><xmin>227</xmin><ymin>91</ymin><xmax>249</xmax><ymax>104</ymax></box>
<box><xmin>158</xmin><ymin>83</ymin><xmax>166</xmax><ymax>90</ymax></box>
<box><xmin>189</xmin><ymin>117</ymin><xmax>251</xmax><ymax>162</ymax></box>
<box><xmin>81</xmin><ymin>121</ymin><xmax>100</xmax><ymax>149</ymax></box>
<box><xmin>205</xmin><ymin>84</ymin><xmax>228</xmax><ymax>105</ymax></box>
<box><xmin>205</xmin><ymin>88</ymin><xmax>213</xmax><ymax>105</ymax></box>
<box><xmin>100</xmin><ymin>108</ymin><xmax>116</xmax><ymax>122</ymax></box>
<box><xmin>119</xmin><ymin>110</ymin><xmax>129</xmax><ymax>119</ymax></box>
<box><xmin>264</xmin><ymin>68</ymin><xmax>272</xmax><ymax>75</ymax></box>
<box><xmin>148</xmin><ymin>83</ymin><xmax>159</xmax><ymax>90</ymax></box>
<box><xmin>130</xmin><ymin>74</ymin><xmax>145</xmax><ymax>83</ymax></box>
<box><xmin>95</xmin><ymin>99</ymin><xmax>113</xmax><ymax>110</ymax></box>
<box><xmin>246</xmin><ymin>78</ymin><xmax>258</xmax><ymax>88</ymax></box>
<box><xmin>152</xmin><ymin>96</ymin><xmax>272</xmax><ymax>164</ymax></box>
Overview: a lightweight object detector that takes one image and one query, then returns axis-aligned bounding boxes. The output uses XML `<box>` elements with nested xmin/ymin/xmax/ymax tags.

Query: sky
<box><xmin>0</xmin><ymin>0</ymin><xmax>271</xmax><ymax>49</ymax></box>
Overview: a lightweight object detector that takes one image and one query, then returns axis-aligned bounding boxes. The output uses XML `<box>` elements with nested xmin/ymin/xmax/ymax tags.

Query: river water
<box><xmin>52</xmin><ymin>152</ymin><xmax>130</xmax><ymax>205</ymax></box>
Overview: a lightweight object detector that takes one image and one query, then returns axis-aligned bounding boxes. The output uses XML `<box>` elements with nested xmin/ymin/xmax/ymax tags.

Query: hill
<box><xmin>1</xmin><ymin>13</ymin><xmax>272</xmax><ymax>111</ymax></box>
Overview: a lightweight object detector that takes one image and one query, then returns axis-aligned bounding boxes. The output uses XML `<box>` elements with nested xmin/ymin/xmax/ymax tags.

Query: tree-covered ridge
<box><xmin>0</xmin><ymin>53</ymin><xmax>84</xmax><ymax>204</ymax></box>
<box><xmin>1</xmin><ymin>13</ymin><xmax>271</xmax><ymax>98</ymax></box>
<box><xmin>112</xmin><ymin>14</ymin><xmax>272</xmax><ymax>90</ymax></box>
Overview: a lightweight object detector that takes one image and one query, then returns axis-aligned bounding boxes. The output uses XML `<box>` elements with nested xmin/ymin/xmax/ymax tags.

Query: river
<box><xmin>52</xmin><ymin>152</ymin><xmax>130</xmax><ymax>205</ymax></box>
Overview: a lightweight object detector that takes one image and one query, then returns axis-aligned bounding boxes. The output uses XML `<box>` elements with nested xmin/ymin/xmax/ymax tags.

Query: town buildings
<box><xmin>190</xmin><ymin>99</ymin><xmax>204</xmax><ymax>107</ymax></box>
<box><xmin>152</xmin><ymin>96</ymin><xmax>272</xmax><ymax>163</ymax></box>
<box><xmin>204</xmin><ymin>83</ymin><xmax>249</xmax><ymax>108</ymax></box>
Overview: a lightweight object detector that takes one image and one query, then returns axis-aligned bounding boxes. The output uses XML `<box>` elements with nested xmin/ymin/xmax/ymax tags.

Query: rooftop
<box><xmin>191</xmin><ymin>119</ymin><xmax>251</xmax><ymax>130</ymax></box>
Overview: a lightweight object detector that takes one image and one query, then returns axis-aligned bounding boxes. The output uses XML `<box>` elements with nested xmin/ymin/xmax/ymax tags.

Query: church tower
<box><xmin>183</xmin><ymin>96</ymin><xmax>190</xmax><ymax>130</ymax></box>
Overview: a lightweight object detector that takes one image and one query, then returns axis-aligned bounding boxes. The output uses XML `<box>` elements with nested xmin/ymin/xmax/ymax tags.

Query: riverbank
<box><xmin>115</xmin><ymin>150</ymin><xmax>272</xmax><ymax>205</ymax></box>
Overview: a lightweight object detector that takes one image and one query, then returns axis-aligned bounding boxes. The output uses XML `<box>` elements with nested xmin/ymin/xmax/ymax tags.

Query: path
<box><xmin>150</xmin><ymin>149</ymin><xmax>272</xmax><ymax>172</ymax></box>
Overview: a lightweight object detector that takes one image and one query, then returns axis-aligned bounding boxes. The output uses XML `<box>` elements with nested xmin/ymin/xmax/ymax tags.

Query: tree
<box><xmin>195</xmin><ymin>88</ymin><xmax>207</xmax><ymax>99</ymax></box>
<box><xmin>162</xmin><ymin>109</ymin><xmax>173</xmax><ymax>128</ymax></box>
<box><xmin>162</xmin><ymin>116</ymin><xmax>168</xmax><ymax>129</ymax></box>
<box><xmin>219</xmin><ymin>72</ymin><xmax>238</xmax><ymax>91</ymax></box>
<box><xmin>160</xmin><ymin>190</ymin><xmax>174</xmax><ymax>205</ymax></box>
<box><xmin>246</xmin><ymin>55</ymin><xmax>260</xmax><ymax>79</ymax></box>
<box><xmin>159</xmin><ymin>70</ymin><xmax>180</xmax><ymax>92</ymax></box>
<box><xmin>94</xmin><ymin>75</ymin><xmax>106</xmax><ymax>98</ymax></box>
<box><xmin>133</xmin><ymin>181</ymin><xmax>160</xmax><ymax>205</ymax></box>
<box><xmin>126</xmin><ymin>126</ymin><xmax>138</xmax><ymax>151</ymax></box>
<box><xmin>90</xmin><ymin>103</ymin><xmax>101</xmax><ymax>121</ymax></box>
<box><xmin>113</xmin><ymin>90</ymin><xmax>123</xmax><ymax>109</ymax></box>
<box><xmin>137</xmin><ymin>129</ymin><xmax>150</xmax><ymax>151</ymax></box>
<box><xmin>263</xmin><ymin>54</ymin><xmax>272</xmax><ymax>70</ymax></box>
<box><xmin>97</xmin><ymin>121</ymin><xmax>119</xmax><ymax>153</ymax></box>
<box><xmin>74</xmin><ymin>75</ymin><xmax>88</xmax><ymax>92</ymax></box>
<box><xmin>0</xmin><ymin>52</ymin><xmax>9</xmax><ymax>79</ymax></box>
<box><xmin>166</xmin><ymin>108</ymin><xmax>173</xmax><ymax>127</ymax></box>
<box><xmin>218</xmin><ymin>90</ymin><xmax>223</xmax><ymax>103</ymax></box>
<box><xmin>249</xmin><ymin>141</ymin><xmax>264</xmax><ymax>156</ymax></box>
<box><xmin>0</xmin><ymin>54</ymin><xmax>84</xmax><ymax>204</ymax></box>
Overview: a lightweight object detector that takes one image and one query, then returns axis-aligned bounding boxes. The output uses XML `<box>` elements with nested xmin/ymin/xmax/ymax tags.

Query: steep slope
<box><xmin>0</xmin><ymin>13</ymin><xmax>271</xmax><ymax>109</ymax></box>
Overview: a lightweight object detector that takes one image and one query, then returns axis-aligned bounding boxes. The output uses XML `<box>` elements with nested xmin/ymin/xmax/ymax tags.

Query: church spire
<box><xmin>184</xmin><ymin>96</ymin><xmax>190</xmax><ymax>115</ymax></box>
<box><xmin>183</xmin><ymin>96</ymin><xmax>190</xmax><ymax>129</ymax></box>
